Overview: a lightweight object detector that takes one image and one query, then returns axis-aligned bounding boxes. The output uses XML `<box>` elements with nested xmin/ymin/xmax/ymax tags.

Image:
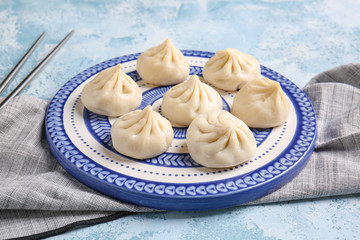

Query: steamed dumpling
<box><xmin>111</xmin><ymin>106</ymin><xmax>174</xmax><ymax>159</ymax></box>
<box><xmin>231</xmin><ymin>77</ymin><xmax>290</xmax><ymax>128</ymax></box>
<box><xmin>162</xmin><ymin>75</ymin><xmax>223</xmax><ymax>127</ymax></box>
<box><xmin>186</xmin><ymin>110</ymin><xmax>257</xmax><ymax>168</ymax></box>
<box><xmin>137</xmin><ymin>38</ymin><xmax>190</xmax><ymax>86</ymax></box>
<box><xmin>81</xmin><ymin>64</ymin><xmax>142</xmax><ymax>117</ymax></box>
<box><xmin>203</xmin><ymin>48</ymin><xmax>261</xmax><ymax>91</ymax></box>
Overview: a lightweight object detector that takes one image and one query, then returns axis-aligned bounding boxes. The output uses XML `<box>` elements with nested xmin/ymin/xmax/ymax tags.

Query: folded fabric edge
<box><xmin>304</xmin><ymin>62</ymin><xmax>360</xmax><ymax>88</ymax></box>
<box><xmin>5</xmin><ymin>211</ymin><xmax>136</xmax><ymax>240</ymax></box>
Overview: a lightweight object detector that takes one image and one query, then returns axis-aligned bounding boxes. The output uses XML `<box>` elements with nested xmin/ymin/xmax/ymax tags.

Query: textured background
<box><xmin>1</xmin><ymin>0</ymin><xmax>360</xmax><ymax>239</ymax></box>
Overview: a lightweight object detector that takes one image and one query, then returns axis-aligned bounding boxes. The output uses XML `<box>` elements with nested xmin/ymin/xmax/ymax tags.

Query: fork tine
<box><xmin>0</xmin><ymin>30</ymin><xmax>74</xmax><ymax>111</ymax></box>
<box><xmin>0</xmin><ymin>32</ymin><xmax>46</xmax><ymax>95</ymax></box>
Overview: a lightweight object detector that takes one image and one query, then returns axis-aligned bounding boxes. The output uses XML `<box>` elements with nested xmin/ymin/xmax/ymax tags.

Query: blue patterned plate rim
<box><xmin>45</xmin><ymin>50</ymin><xmax>317</xmax><ymax>211</ymax></box>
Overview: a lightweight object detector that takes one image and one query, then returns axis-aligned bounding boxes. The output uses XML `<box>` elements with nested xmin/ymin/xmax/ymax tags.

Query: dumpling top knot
<box><xmin>118</xmin><ymin>105</ymin><xmax>169</xmax><ymax>134</ymax></box>
<box><xmin>250</xmin><ymin>77</ymin><xmax>282</xmax><ymax>100</ymax></box>
<box><xmin>90</xmin><ymin>64</ymin><xmax>135</xmax><ymax>93</ymax></box>
<box><xmin>137</xmin><ymin>38</ymin><xmax>190</xmax><ymax>86</ymax></box>
<box><xmin>81</xmin><ymin>64</ymin><xmax>142</xmax><ymax>117</ymax></box>
<box><xmin>151</xmin><ymin>38</ymin><xmax>183</xmax><ymax>62</ymax></box>
<box><xmin>203</xmin><ymin>48</ymin><xmax>261</xmax><ymax>91</ymax></box>
<box><xmin>162</xmin><ymin>75</ymin><xmax>223</xmax><ymax>127</ymax></box>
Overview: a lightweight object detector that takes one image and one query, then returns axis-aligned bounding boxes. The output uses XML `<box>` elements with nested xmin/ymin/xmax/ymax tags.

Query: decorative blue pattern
<box><xmin>251</xmin><ymin>128</ymin><xmax>272</xmax><ymax>146</ymax></box>
<box><xmin>45</xmin><ymin>50</ymin><xmax>316</xmax><ymax>211</ymax></box>
<box><xmin>189</xmin><ymin>65</ymin><xmax>204</xmax><ymax>76</ymax></box>
<box><xmin>144</xmin><ymin>153</ymin><xmax>200</xmax><ymax>167</ymax></box>
<box><xmin>127</xmin><ymin>70</ymin><xmax>142</xmax><ymax>82</ymax></box>
<box><xmin>139</xmin><ymin>86</ymin><xmax>171</xmax><ymax>109</ymax></box>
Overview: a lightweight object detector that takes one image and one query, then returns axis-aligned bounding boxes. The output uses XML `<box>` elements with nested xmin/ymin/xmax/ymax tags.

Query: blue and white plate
<box><xmin>45</xmin><ymin>50</ymin><xmax>317</xmax><ymax>211</ymax></box>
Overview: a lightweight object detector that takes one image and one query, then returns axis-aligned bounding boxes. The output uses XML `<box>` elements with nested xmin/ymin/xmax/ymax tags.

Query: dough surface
<box><xmin>162</xmin><ymin>75</ymin><xmax>223</xmax><ymax>127</ymax></box>
<box><xmin>136</xmin><ymin>38</ymin><xmax>189</xmax><ymax>86</ymax></box>
<box><xmin>203</xmin><ymin>48</ymin><xmax>261</xmax><ymax>91</ymax></box>
<box><xmin>231</xmin><ymin>77</ymin><xmax>290</xmax><ymax>128</ymax></box>
<box><xmin>186</xmin><ymin>110</ymin><xmax>257</xmax><ymax>168</ymax></box>
<box><xmin>81</xmin><ymin>64</ymin><xmax>142</xmax><ymax>117</ymax></box>
<box><xmin>111</xmin><ymin>106</ymin><xmax>174</xmax><ymax>159</ymax></box>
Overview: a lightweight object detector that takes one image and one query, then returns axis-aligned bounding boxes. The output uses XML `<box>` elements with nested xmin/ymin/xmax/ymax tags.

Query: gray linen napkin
<box><xmin>1</xmin><ymin>63</ymin><xmax>359</xmax><ymax>239</ymax></box>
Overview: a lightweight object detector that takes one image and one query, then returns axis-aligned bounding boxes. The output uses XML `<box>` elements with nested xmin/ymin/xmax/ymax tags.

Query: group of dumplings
<box><xmin>81</xmin><ymin>38</ymin><xmax>290</xmax><ymax>168</ymax></box>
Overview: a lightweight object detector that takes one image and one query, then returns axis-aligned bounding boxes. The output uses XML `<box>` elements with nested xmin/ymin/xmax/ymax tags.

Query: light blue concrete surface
<box><xmin>1</xmin><ymin>0</ymin><xmax>360</xmax><ymax>239</ymax></box>
<box><xmin>47</xmin><ymin>195</ymin><xmax>360</xmax><ymax>240</ymax></box>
